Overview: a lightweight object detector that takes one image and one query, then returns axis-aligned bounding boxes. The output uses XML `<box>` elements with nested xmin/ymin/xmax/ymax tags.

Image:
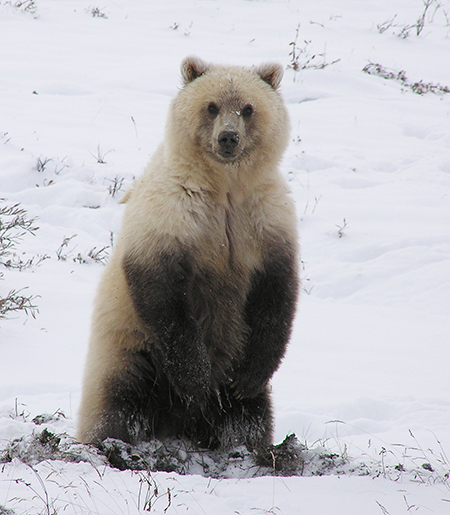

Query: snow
<box><xmin>1</xmin><ymin>0</ymin><xmax>450</xmax><ymax>513</ymax></box>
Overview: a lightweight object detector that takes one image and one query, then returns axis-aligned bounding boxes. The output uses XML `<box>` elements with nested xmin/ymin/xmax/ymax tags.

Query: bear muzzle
<box><xmin>218</xmin><ymin>130</ymin><xmax>240</xmax><ymax>159</ymax></box>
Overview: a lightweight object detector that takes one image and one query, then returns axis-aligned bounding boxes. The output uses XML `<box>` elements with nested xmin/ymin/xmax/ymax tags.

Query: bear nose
<box><xmin>218</xmin><ymin>131</ymin><xmax>239</xmax><ymax>154</ymax></box>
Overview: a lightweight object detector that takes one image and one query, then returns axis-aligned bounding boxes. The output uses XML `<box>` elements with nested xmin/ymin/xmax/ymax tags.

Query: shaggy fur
<box><xmin>77</xmin><ymin>57</ymin><xmax>299</xmax><ymax>451</ymax></box>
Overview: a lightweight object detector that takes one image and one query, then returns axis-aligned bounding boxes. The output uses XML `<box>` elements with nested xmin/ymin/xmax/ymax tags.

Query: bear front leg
<box><xmin>232</xmin><ymin>242</ymin><xmax>299</xmax><ymax>399</ymax></box>
<box><xmin>196</xmin><ymin>385</ymin><xmax>274</xmax><ymax>451</ymax></box>
<box><xmin>123</xmin><ymin>250</ymin><xmax>212</xmax><ymax>404</ymax></box>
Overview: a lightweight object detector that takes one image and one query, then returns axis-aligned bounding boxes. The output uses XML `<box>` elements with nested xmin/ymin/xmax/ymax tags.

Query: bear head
<box><xmin>164</xmin><ymin>56</ymin><xmax>290</xmax><ymax>178</ymax></box>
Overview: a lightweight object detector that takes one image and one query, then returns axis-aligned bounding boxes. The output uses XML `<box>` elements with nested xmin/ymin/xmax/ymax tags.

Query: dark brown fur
<box><xmin>94</xmin><ymin>238</ymin><xmax>297</xmax><ymax>450</ymax></box>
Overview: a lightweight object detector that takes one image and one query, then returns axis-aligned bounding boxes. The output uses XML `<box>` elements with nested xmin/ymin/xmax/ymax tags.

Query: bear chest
<box><xmin>195</xmin><ymin>200</ymin><xmax>264</xmax><ymax>280</ymax></box>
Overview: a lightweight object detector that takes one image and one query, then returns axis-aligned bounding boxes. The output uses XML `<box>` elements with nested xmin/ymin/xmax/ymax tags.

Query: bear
<box><xmin>77</xmin><ymin>56</ymin><xmax>299</xmax><ymax>453</ymax></box>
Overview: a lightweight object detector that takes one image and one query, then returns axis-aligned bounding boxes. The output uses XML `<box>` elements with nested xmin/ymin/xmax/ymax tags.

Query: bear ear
<box><xmin>181</xmin><ymin>56</ymin><xmax>210</xmax><ymax>86</ymax></box>
<box><xmin>255</xmin><ymin>62</ymin><xmax>284</xmax><ymax>90</ymax></box>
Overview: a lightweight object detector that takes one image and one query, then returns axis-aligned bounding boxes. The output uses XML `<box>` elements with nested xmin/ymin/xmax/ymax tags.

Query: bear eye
<box><xmin>242</xmin><ymin>105</ymin><xmax>253</xmax><ymax>119</ymax></box>
<box><xmin>208</xmin><ymin>102</ymin><xmax>219</xmax><ymax>117</ymax></box>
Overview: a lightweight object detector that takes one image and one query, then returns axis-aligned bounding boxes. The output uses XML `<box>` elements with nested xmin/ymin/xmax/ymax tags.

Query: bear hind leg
<box><xmin>87</xmin><ymin>349</ymin><xmax>164</xmax><ymax>445</ymax></box>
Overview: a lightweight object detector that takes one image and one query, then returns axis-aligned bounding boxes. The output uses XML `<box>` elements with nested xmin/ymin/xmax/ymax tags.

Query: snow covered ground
<box><xmin>1</xmin><ymin>0</ymin><xmax>450</xmax><ymax>513</ymax></box>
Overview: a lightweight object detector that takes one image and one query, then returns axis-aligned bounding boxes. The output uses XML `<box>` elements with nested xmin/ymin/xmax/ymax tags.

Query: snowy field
<box><xmin>1</xmin><ymin>0</ymin><xmax>450</xmax><ymax>513</ymax></box>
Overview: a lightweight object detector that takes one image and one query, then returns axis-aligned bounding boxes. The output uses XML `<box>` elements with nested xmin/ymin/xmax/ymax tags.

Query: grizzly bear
<box><xmin>77</xmin><ymin>56</ymin><xmax>299</xmax><ymax>452</ymax></box>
